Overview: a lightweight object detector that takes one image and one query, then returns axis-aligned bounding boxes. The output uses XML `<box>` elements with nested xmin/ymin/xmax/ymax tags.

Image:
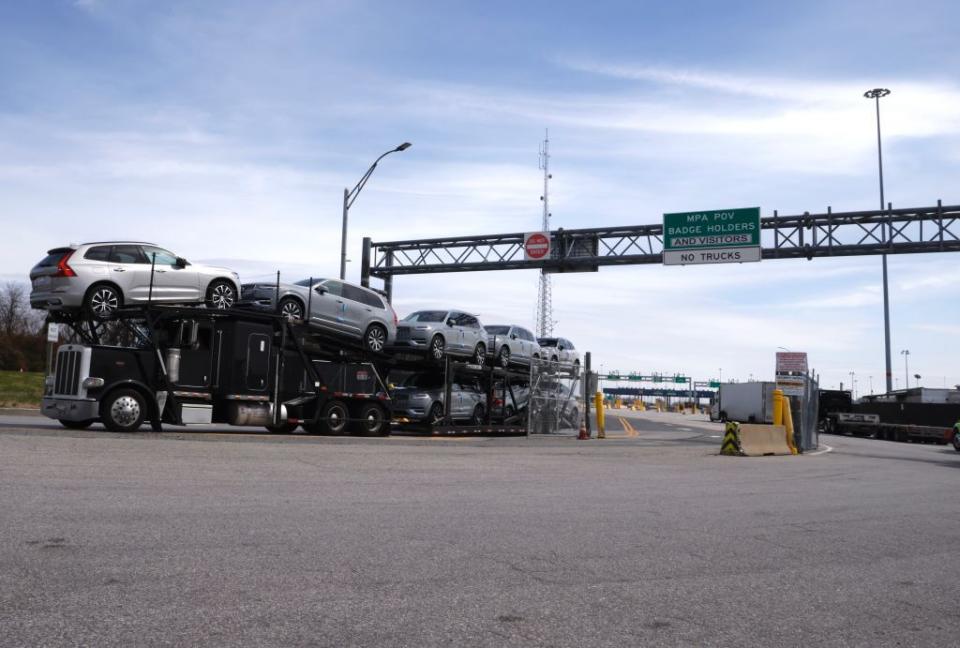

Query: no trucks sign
<box><xmin>662</xmin><ymin>207</ymin><xmax>761</xmax><ymax>266</ymax></box>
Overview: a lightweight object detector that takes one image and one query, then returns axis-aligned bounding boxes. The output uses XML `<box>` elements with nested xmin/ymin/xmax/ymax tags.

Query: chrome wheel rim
<box><xmin>431</xmin><ymin>337</ymin><xmax>444</xmax><ymax>360</ymax></box>
<box><xmin>110</xmin><ymin>396</ymin><xmax>140</xmax><ymax>427</ymax></box>
<box><xmin>210</xmin><ymin>283</ymin><xmax>234</xmax><ymax>309</ymax></box>
<box><xmin>475</xmin><ymin>345</ymin><xmax>485</xmax><ymax>366</ymax></box>
<box><xmin>367</xmin><ymin>326</ymin><xmax>386</xmax><ymax>352</ymax></box>
<box><xmin>499</xmin><ymin>347</ymin><xmax>510</xmax><ymax>367</ymax></box>
<box><xmin>327</xmin><ymin>405</ymin><xmax>347</xmax><ymax>433</ymax></box>
<box><xmin>280</xmin><ymin>301</ymin><xmax>303</xmax><ymax>320</ymax></box>
<box><xmin>90</xmin><ymin>288</ymin><xmax>118</xmax><ymax>316</ymax></box>
<box><xmin>363</xmin><ymin>408</ymin><xmax>383</xmax><ymax>432</ymax></box>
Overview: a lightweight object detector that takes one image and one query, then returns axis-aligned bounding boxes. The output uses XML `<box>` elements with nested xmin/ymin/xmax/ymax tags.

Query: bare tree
<box><xmin>0</xmin><ymin>282</ymin><xmax>44</xmax><ymax>336</ymax></box>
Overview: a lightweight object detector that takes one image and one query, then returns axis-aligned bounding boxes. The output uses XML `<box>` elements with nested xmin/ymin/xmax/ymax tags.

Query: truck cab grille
<box><xmin>54</xmin><ymin>346</ymin><xmax>89</xmax><ymax>396</ymax></box>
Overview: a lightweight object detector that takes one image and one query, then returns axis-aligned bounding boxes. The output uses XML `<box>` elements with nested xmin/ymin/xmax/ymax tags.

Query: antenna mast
<box><xmin>536</xmin><ymin>130</ymin><xmax>554</xmax><ymax>338</ymax></box>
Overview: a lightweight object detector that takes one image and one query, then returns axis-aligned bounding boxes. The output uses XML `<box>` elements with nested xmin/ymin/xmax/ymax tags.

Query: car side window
<box><xmin>322</xmin><ymin>281</ymin><xmax>343</xmax><ymax>297</ymax></box>
<box><xmin>141</xmin><ymin>246</ymin><xmax>179</xmax><ymax>266</ymax></box>
<box><xmin>142</xmin><ymin>246</ymin><xmax>178</xmax><ymax>265</ymax></box>
<box><xmin>565</xmin><ymin>339</ymin><xmax>575</xmax><ymax>350</ymax></box>
<box><xmin>110</xmin><ymin>245</ymin><xmax>148</xmax><ymax>264</ymax></box>
<box><xmin>464</xmin><ymin>315</ymin><xmax>479</xmax><ymax>328</ymax></box>
<box><xmin>342</xmin><ymin>284</ymin><xmax>366</xmax><ymax>303</ymax></box>
<box><xmin>361</xmin><ymin>291</ymin><xmax>384</xmax><ymax>309</ymax></box>
<box><xmin>84</xmin><ymin>246</ymin><xmax>112</xmax><ymax>262</ymax></box>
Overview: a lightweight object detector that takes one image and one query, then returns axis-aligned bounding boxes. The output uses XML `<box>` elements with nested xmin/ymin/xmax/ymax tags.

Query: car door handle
<box><xmin>113</xmin><ymin>268</ymin><xmax>125</xmax><ymax>272</ymax></box>
<box><xmin>154</xmin><ymin>269</ymin><xmax>166</xmax><ymax>273</ymax></box>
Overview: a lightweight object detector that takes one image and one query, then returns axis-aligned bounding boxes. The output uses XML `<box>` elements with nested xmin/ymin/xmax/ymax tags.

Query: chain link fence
<box><xmin>527</xmin><ymin>359</ymin><xmax>584</xmax><ymax>435</ymax></box>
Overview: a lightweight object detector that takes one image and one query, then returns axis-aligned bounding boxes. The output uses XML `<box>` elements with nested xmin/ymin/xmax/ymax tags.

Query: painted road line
<box><xmin>617</xmin><ymin>417</ymin><xmax>638</xmax><ymax>438</ymax></box>
<box><xmin>805</xmin><ymin>443</ymin><xmax>834</xmax><ymax>456</ymax></box>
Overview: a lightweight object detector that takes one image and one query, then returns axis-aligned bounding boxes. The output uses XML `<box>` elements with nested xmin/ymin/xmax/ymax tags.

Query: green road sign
<box><xmin>709</xmin><ymin>381</ymin><xmax>720</xmax><ymax>388</ymax></box>
<box><xmin>663</xmin><ymin>207</ymin><xmax>761</xmax><ymax>266</ymax></box>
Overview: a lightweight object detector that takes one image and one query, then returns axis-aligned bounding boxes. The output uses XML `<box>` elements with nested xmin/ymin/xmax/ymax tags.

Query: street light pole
<box><xmin>900</xmin><ymin>349</ymin><xmax>910</xmax><ymax>390</ymax></box>
<box><xmin>339</xmin><ymin>142</ymin><xmax>412</xmax><ymax>280</ymax></box>
<box><xmin>864</xmin><ymin>88</ymin><xmax>892</xmax><ymax>393</ymax></box>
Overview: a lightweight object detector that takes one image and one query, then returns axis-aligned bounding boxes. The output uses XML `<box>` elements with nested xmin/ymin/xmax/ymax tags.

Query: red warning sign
<box><xmin>524</xmin><ymin>232</ymin><xmax>551</xmax><ymax>260</ymax></box>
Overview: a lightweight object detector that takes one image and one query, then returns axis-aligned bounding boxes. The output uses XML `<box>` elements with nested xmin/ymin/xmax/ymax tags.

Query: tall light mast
<box><xmin>536</xmin><ymin>130</ymin><xmax>554</xmax><ymax>338</ymax></box>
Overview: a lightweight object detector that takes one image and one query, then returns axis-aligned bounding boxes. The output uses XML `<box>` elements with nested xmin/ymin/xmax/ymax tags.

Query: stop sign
<box><xmin>524</xmin><ymin>232</ymin><xmax>551</xmax><ymax>260</ymax></box>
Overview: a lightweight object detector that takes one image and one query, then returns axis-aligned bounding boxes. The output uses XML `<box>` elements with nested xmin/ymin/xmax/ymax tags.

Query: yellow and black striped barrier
<box><xmin>720</xmin><ymin>421</ymin><xmax>742</xmax><ymax>456</ymax></box>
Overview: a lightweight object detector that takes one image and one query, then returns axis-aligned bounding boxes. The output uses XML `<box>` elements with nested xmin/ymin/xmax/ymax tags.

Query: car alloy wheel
<box><xmin>498</xmin><ymin>346</ymin><xmax>510</xmax><ymax>368</ymax></box>
<box><xmin>88</xmin><ymin>285</ymin><xmax>120</xmax><ymax>318</ymax></box>
<box><xmin>428</xmin><ymin>401</ymin><xmax>444</xmax><ymax>426</ymax></box>
<box><xmin>208</xmin><ymin>281</ymin><xmax>235</xmax><ymax>309</ymax></box>
<box><xmin>365</xmin><ymin>324</ymin><xmax>387</xmax><ymax>353</ymax></box>
<box><xmin>471</xmin><ymin>404</ymin><xmax>485</xmax><ymax>426</ymax></box>
<box><xmin>430</xmin><ymin>335</ymin><xmax>445</xmax><ymax>361</ymax></box>
<box><xmin>279</xmin><ymin>298</ymin><xmax>304</xmax><ymax>321</ymax></box>
<box><xmin>474</xmin><ymin>343</ymin><xmax>486</xmax><ymax>366</ymax></box>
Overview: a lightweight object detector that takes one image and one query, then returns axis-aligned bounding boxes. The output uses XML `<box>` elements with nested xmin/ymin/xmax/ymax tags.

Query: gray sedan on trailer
<box><xmin>393</xmin><ymin>310</ymin><xmax>488</xmax><ymax>364</ymax></box>
<box><xmin>241</xmin><ymin>278</ymin><xmax>397</xmax><ymax>353</ymax></box>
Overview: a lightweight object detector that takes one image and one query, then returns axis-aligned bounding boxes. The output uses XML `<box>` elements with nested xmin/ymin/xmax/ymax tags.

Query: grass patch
<box><xmin>0</xmin><ymin>370</ymin><xmax>44</xmax><ymax>408</ymax></box>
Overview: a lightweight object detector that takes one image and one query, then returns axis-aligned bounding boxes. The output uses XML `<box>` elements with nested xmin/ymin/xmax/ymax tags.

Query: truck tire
<box><xmin>352</xmin><ymin>402</ymin><xmax>389</xmax><ymax>436</ymax></box>
<box><xmin>322</xmin><ymin>400</ymin><xmax>350</xmax><ymax>435</ymax></box>
<box><xmin>265</xmin><ymin>421</ymin><xmax>298</xmax><ymax>434</ymax></box>
<box><xmin>100</xmin><ymin>388</ymin><xmax>146</xmax><ymax>432</ymax></box>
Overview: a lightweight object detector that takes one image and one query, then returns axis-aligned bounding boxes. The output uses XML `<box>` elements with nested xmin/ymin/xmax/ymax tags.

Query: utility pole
<box><xmin>864</xmin><ymin>88</ymin><xmax>893</xmax><ymax>393</ymax></box>
<box><xmin>535</xmin><ymin>130</ymin><xmax>554</xmax><ymax>337</ymax></box>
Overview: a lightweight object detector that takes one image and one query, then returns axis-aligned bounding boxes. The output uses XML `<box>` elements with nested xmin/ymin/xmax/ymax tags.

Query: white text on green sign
<box><xmin>663</xmin><ymin>207</ymin><xmax>761</xmax><ymax>250</ymax></box>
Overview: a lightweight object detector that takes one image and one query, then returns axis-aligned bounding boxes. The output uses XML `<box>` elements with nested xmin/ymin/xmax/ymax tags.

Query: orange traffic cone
<box><xmin>578</xmin><ymin>422</ymin><xmax>590</xmax><ymax>440</ymax></box>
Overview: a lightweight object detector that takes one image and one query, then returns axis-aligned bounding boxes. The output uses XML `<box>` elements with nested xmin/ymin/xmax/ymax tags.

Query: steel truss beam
<box><xmin>363</xmin><ymin>202</ymin><xmax>960</xmax><ymax>280</ymax></box>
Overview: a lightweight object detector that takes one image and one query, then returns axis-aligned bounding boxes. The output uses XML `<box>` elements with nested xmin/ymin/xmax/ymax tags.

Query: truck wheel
<box><xmin>59</xmin><ymin>419</ymin><xmax>93</xmax><ymax>430</ymax></box>
<box><xmin>353</xmin><ymin>402</ymin><xmax>389</xmax><ymax>436</ymax></box>
<box><xmin>322</xmin><ymin>400</ymin><xmax>350</xmax><ymax>435</ymax></box>
<box><xmin>100</xmin><ymin>388</ymin><xmax>146</xmax><ymax>432</ymax></box>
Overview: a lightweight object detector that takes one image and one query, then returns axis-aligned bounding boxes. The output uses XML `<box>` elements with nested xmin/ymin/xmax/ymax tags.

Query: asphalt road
<box><xmin>1</xmin><ymin>412</ymin><xmax>959</xmax><ymax>647</ymax></box>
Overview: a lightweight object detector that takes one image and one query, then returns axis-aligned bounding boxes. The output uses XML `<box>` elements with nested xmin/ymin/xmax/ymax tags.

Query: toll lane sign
<box><xmin>662</xmin><ymin>207</ymin><xmax>761</xmax><ymax>266</ymax></box>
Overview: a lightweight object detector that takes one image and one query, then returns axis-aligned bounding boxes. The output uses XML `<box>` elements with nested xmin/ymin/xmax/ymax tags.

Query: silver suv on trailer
<box><xmin>241</xmin><ymin>278</ymin><xmax>397</xmax><ymax>353</ymax></box>
<box><xmin>536</xmin><ymin>336</ymin><xmax>580</xmax><ymax>368</ymax></box>
<box><xmin>484</xmin><ymin>324</ymin><xmax>541</xmax><ymax>367</ymax></box>
<box><xmin>30</xmin><ymin>243</ymin><xmax>240</xmax><ymax>317</ymax></box>
<box><xmin>393</xmin><ymin>310</ymin><xmax>488</xmax><ymax>364</ymax></box>
<box><xmin>390</xmin><ymin>372</ymin><xmax>486</xmax><ymax>425</ymax></box>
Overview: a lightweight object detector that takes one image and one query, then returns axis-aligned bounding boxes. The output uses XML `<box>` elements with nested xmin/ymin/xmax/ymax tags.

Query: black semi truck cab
<box><xmin>42</xmin><ymin>307</ymin><xmax>392</xmax><ymax>435</ymax></box>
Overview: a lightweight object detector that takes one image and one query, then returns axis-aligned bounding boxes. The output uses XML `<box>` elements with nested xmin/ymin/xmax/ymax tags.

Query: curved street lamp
<box><xmin>340</xmin><ymin>142</ymin><xmax>412</xmax><ymax>280</ymax></box>
<box><xmin>864</xmin><ymin>88</ymin><xmax>892</xmax><ymax>393</ymax></box>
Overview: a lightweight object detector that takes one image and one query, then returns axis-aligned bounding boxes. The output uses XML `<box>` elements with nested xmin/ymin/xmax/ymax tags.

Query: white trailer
<box><xmin>712</xmin><ymin>381</ymin><xmax>777</xmax><ymax>424</ymax></box>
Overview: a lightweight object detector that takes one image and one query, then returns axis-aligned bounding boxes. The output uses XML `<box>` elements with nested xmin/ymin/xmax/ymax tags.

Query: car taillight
<box><xmin>54</xmin><ymin>251</ymin><xmax>76</xmax><ymax>277</ymax></box>
<box><xmin>392</xmin><ymin>309</ymin><xmax>398</xmax><ymax>326</ymax></box>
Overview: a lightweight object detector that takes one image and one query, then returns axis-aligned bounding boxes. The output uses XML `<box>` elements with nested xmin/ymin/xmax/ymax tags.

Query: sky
<box><xmin>2</xmin><ymin>0</ymin><xmax>959</xmax><ymax>394</ymax></box>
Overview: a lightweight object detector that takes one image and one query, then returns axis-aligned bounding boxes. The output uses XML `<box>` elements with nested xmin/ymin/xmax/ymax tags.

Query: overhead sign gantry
<box><xmin>360</xmin><ymin>201</ymin><xmax>960</xmax><ymax>299</ymax></box>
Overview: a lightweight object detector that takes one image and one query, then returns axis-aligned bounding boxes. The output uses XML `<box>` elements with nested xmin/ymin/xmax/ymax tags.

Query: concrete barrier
<box><xmin>738</xmin><ymin>424</ymin><xmax>793</xmax><ymax>456</ymax></box>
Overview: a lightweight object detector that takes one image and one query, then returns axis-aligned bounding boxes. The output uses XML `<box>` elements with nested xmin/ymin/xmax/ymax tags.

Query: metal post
<box><xmin>147</xmin><ymin>253</ymin><xmax>157</xmax><ymax>305</ymax></box>
<box><xmin>360</xmin><ymin>237</ymin><xmax>372</xmax><ymax>288</ymax></box>
<box><xmin>584</xmin><ymin>352</ymin><xmax>592</xmax><ymax>436</ymax></box>
<box><xmin>383</xmin><ymin>250</ymin><xmax>394</xmax><ymax>303</ymax></box>
<box><xmin>339</xmin><ymin>187</ymin><xmax>349</xmax><ymax>280</ymax></box>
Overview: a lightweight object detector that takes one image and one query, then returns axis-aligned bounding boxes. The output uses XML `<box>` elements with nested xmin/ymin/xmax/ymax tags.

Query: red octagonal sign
<box><xmin>524</xmin><ymin>232</ymin><xmax>551</xmax><ymax>260</ymax></box>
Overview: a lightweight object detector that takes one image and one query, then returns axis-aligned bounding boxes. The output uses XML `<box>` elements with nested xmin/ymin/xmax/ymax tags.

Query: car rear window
<box><xmin>359</xmin><ymin>291</ymin><xmax>384</xmax><ymax>309</ymax></box>
<box><xmin>36</xmin><ymin>248</ymin><xmax>73</xmax><ymax>267</ymax></box>
<box><xmin>538</xmin><ymin>337</ymin><xmax>558</xmax><ymax>347</ymax></box>
<box><xmin>404</xmin><ymin>311</ymin><xmax>446</xmax><ymax>322</ymax></box>
<box><xmin>485</xmin><ymin>326</ymin><xmax>510</xmax><ymax>335</ymax></box>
